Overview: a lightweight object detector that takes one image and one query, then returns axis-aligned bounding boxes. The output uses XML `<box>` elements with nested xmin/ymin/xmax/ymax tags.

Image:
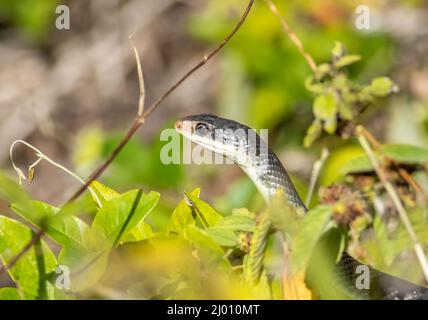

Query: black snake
<box><xmin>175</xmin><ymin>114</ymin><xmax>428</xmax><ymax>300</ymax></box>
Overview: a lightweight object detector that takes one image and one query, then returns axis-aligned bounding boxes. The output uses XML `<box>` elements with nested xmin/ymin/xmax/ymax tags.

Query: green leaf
<box><xmin>205</xmin><ymin>227</ymin><xmax>237</xmax><ymax>247</ymax></box>
<box><xmin>331</xmin><ymin>42</ymin><xmax>346</xmax><ymax>59</ymax></box>
<box><xmin>313</xmin><ymin>92</ymin><xmax>337</xmax><ymax>122</ymax></box>
<box><xmin>0</xmin><ymin>287</ymin><xmax>21</xmax><ymax>300</ymax></box>
<box><xmin>0</xmin><ymin>216</ymin><xmax>56</xmax><ymax>299</ymax></box>
<box><xmin>342</xmin><ymin>144</ymin><xmax>428</xmax><ymax>175</ymax></box>
<box><xmin>368</xmin><ymin>77</ymin><xmax>398</xmax><ymax>97</ymax></box>
<box><xmin>202</xmin><ymin>209</ymin><xmax>255</xmax><ymax>247</ymax></box>
<box><xmin>183</xmin><ymin>225</ymin><xmax>229</xmax><ymax>268</ymax></box>
<box><xmin>92</xmin><ymin>189</ymin><xmax>160</xmax><ymax>248</ymax></box>
<box><xmin>120</xmin><ymin>221</ymin><xmax>154</xmax><ymax>243</ymax></box>
<box><xmin>0</xmin><ymin>171</ymin><xmax>39</xmax><ymax>223</ymax></box>
<box><xmin>90</xmin><ymin>180</ymin><xmax>120</xmax><ymax>205</ymax></box>
<box><xmin>183</xmin><ymin>225</ymin><xmax>223</xmax><ymax>254</ymax></box>
<box><xmin>291</xmin><ymin>205</ymin><xmax>333</xmax><ymax>274</ymax></box>
<box><xmin>338</xmin><ymin>102</ymin><xmax>353</xmax><ymax>120</ymax></box>
<box><xmin>383</xmin><ymin>144</ymin><xmax>428</xmax><ymax>164</ymax></box>
<box><xmin>58</xmin><ymin>246</ymin><xmax>108</xmax><ymax>292</ymax></box>
<box><xmin>305</xmin><ymin>77</ymin><xmax>324</xmax><ymax>94</ymax></box>
<box><xmin>11</xmin><ymin>200</ymin><xmax>94</xmax><ymax>250</ymax></box>
<box><xmin>323</xmin><ymin>117</ymin><xmax>337</xmax><ymax>134</ymax></box>
<box><xmin>304</xmin><ymin>119</ymin><xmax>322</xmax><ymax>148</ymax></box>
<box><xmin>372</xmin><ymin>215</ymin><xmax>393</xmax><ymax>266</ymax></box>
<box><xmin>341</xmin><ymin>154</ymin><xmax>373</xmax><ymax>174</ymax></box>
<box><xmin>334</xmin><ymin>55</ymin><xmax>361</xmax><ymax>68</ymax></box>
<box><xmin>167</xmin><ymin>188</ymin><xmax>200</xmax><ymax>234</ymax></box>
<box><xmin>184</xmin><ymin>192</ymin><xmax>223</xmax><ymax>228</ymax></box>
<box><xmin>217</xmin><ymin>208</ymin><xmax>256</xmax><ymax>232</ymax></box>
<box><xmin>315</xmin><ymin>63</ymin><xmax>331</xmax><ymax>80</ymax></box>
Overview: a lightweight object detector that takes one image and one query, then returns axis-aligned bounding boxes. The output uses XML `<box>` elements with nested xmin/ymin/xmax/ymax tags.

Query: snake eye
<box><xmin>195</xmin><ymin>122</ymin><xmax>210</xmax><ymax>134</ymax></box>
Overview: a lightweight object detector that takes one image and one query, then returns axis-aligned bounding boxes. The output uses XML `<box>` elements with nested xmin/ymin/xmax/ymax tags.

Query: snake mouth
<box><xmin>174</xmin><ymin>120</ymin><xmax>183</xmax><ymax>132</ymax></box>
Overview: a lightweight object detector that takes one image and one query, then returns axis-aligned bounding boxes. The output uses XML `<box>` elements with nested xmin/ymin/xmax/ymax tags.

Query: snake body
<box><xmin>175</xmin><ymin>114</ymin><xmax>428</xmax><ymax>300</ymax></box>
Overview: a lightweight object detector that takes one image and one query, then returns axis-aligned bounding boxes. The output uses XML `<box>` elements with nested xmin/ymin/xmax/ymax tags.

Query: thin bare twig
<box><xmin>68</xmin><ymin>0</ymin><xmax>254</xmax><ymax>203</ymax></box>
<box><xmin>356</xmin><ymin>125</ymin><xmax>428</xmax><ymax>283</ymax></box>
<box><xmin>0</xmin><ymin>0</ymin><xmax>255</xmax><ymax>276</ymax></box>
<box><xmin>305</xmin><ymin>148</ymin><xmax>329</xmax><ymax>207</ymax></box>
<box><xmin>264</xmin><ymin>0</ymin><xmax>317</xmax><ymax>73</ymax></box>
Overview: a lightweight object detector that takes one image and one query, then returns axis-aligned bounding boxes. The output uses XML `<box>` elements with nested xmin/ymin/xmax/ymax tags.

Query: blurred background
<box><xmin>0</xmin><ymin>0</ymin><xmax>427</xmax><ymax>233</ymax></box>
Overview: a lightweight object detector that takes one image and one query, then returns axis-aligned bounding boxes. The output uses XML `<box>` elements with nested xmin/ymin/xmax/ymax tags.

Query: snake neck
<box><xmin>240</xmin><ymin>149</ymin><xmax>307</xmax><ymax>211</ymax></box>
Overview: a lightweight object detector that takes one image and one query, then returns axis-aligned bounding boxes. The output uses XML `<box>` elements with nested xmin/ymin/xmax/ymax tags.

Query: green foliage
<box><xmin>290</xmin><ymin>205</ymin><xmax>333</xmax><ymax>274</ymax></box>
<box><xmin>0</xmin><ymin>216</ymin><xmax>56</xmax><ymax>299</ymax></box>
<box><xmin>342</xmin><ymin>144</ymin><xmax>428</xmax><ymax>174</ymax></box>
<box><xmin>304</xmin><ymin>42</ymin><xmax>398</xmax><ymax>147</ymax></box>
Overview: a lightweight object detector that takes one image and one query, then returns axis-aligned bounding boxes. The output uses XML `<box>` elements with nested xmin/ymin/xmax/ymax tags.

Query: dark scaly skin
<box><xmin>175</xmin><ymin>114</ymin><xmax>428</xmax><ymax>300</ymax></box>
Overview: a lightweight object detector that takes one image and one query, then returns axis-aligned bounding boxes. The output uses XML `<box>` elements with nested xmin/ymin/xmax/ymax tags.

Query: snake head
<box><xmin>175</xmin><ymin>114</ymin><xmax>267</xmax><ymax>165</ymax></box>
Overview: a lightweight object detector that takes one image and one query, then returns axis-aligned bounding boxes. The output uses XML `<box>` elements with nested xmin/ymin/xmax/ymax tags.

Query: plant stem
<box><xmin>356</xmin><ymin>126</ymin><xmax>428</xmax><ymax>283</ymax></box>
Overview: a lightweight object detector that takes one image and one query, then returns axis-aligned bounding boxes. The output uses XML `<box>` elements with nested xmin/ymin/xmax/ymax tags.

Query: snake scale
<box><xmin>175</xmin><ymin>114</ymin><xmax>428</xmax><ymax>300</ymax></box>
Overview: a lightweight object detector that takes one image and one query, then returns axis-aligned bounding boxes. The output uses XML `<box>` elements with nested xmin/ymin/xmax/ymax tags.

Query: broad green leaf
<box><xmin>342</xmin><ymin>144</ymin><xmax>428</xmax><ymax>175</ymax></box>
<box><xmin>205</xmin><ymin>227</ymin><xmax>237</xmax><ymax>247</ymax></box>
<box><xmin>291</xmin><ymin>205</ymin><xmax>333</xmax><ymax>274</ymax></box>
<box><xmin>252</xmin><ymin>270</ymin><xmax>272</xmax><ymax>299</ymax></box>
<box><xmin>183</xmin><ymin>225</ymin><xmax>230</xmax><ymax>269</ymax></box>
<box><xmin>341</xmin><ymin>154</ymin><xmax>373</xmax><ymax>174</ymax></box>
<box><xmin>369</xmin><ymin>77</ymin><xmax>398</xmax><ymax>97</ymax></box>
<box><xmin>120</xmin><ymin>221</ymin><xmax>154</xmax><ymax>243</ymax></box>
<box><xmin>373</xmin><ymin>216</ymin><xmax>393</xmax><ymax>266</ymax></box>
<box><xmin>90</xmin><ymin>180</ymin><xmax>120</xmax><ymax>205</ymax></box>
<box><xmin>11</xmin><ymin>200</ymin><xmax>94</xmax><ymax>250</ymax></box>
<box><xmin>58</xmin><ymin>246</ymin><xmax>108</xmax><ymax>292</ymax></box>
<box><xmin>0</xmin><ymin>171</ymin><xmax>39</xmax><ymax>223</ymax></box>
<box><xmin>0</xmin><ymin>287</ymin><xmax>21</xmax><ymax>300</ymax></box>
<box><xmin>92</xmin><ymin>189</ymin><xmax>160</xmax><ymax>248</ymax></box>
<box><xmin>185</xmin><ymin>191</ymin><xmax>223</xmax><ymax>227</ymax></box>
<box><xmin>183</xmin><ymin>225</ymin><xmax>223</xmax><ymax>255</ymax></box>
<box><xmin>334</xmin><ymin>55</ymin><xmax>361</xmax><ymax>68</ymax></box>
<box><xmin>167</xmin><ymin>188</ymin><xmax>200</xmax><ymax>234</ymax></box>
<box><xmin>0</xmin><ymin>216</ymin><xmax>56</xmax><ymax>299</ymax></box>
<box><xmin>383</xmin><ymin>144</ymin><xmax>428</xmax><ymax>164</ymax></box>
<box><xmin>217</xmin><ymin>208</ymin><xmax>256</xmax><ymax>232</ymax></box>
<box><xmin>203</xmin><ymin>209</ymin><xmax>255</xmax><ymax>247</ymax></box>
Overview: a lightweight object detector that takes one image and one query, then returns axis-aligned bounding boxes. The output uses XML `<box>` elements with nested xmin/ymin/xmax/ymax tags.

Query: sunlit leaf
<box><xmin>291</xmin><ymin>205</ymin><xmax>333</xmax><ymax>273</ymax></box>
<box><xmin>11</xmin><ymin>200</ymin><xmax>94</xmax><ymax>250</ymax></box>
<box><xmin>368</xmin><ymin>77</ymin><xmax>398</xmax><ymax>97</ymax></box>
<box><xmin>184</xmin><ymin>192</ymin><xmax>223</xmax><ymax>227</ymax></box>
<box><xmin>283</xmin><ymin>271</ymin><xmax>313</xmax><ymax>300</ymax></box>
<box><xmin>167</xmin><ymin>188</ymin><xmax>200</xmax><ymax>234</ymax></box>
<box><xmin>334</xmin><ymin>55</ymin><xmax>361</xmax><ymax>68</ymax></box>
<box><xmin>0</xmin><ymin>216</ymin><xmax>56</xmax><ymax>299</ymax></box>
<box><xmin>0</xmin><ymin>287</ymin><xmax>21</xmax><ymax>300</ymax></box>
<box><xmin>58</xmin><ymin>246</ymin><xmax>108</xmax><ymax>292</ymax></box>
<box><xmin>205</xmin><ymin>227</ymin><xmax>237</xmax><ymax>247</ymax></box>
<box><xmin>92</xmin><ymin>189</ymin><xmax>160</xmax><ymax>248</ymax></box>
<box><xmin>120</xmin><ymin>221</ymin><xmax>154</xmax><ymax>243</ymax></box>
<box><xmin>90</xmin><ymin>180</ymin><xmax>120</xmax><ymax>205</ymax></box>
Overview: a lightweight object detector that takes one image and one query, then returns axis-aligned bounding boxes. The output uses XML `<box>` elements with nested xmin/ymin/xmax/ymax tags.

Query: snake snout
<box><xmin>174</xmin><ymin>120</ymin><xmax>183</xmax><ymax>132</ymax></box>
